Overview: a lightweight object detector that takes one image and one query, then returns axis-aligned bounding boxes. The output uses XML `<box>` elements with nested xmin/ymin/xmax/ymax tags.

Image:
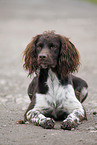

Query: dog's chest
<box><xmin>46</xmin><ymin>70</ymin><xmax>66</xmax><ymax>108</ymax></box>
<box><xmin>35</xmin><ymin>70</ymin><xmax>76</xmax><ymax>111</ymax></box>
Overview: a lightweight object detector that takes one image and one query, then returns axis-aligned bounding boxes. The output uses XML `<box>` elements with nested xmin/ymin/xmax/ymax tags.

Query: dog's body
<box><xmin>20</xmin><ymin>31</ymin><xmax>88</xmax><ymax>130</ymax></box>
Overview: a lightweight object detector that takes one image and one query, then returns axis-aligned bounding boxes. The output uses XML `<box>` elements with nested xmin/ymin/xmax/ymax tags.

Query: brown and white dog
<box><xmin>18</xmin><ymin>31</ymin><xmax>88</xmax><ymax>130</ymax></box>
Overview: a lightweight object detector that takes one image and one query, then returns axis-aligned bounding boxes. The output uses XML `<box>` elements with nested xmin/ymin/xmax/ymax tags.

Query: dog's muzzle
<box><xmin>38</xmin><ymin>49</ymin><xmax>55</xmax><ymax>69</ymax></box>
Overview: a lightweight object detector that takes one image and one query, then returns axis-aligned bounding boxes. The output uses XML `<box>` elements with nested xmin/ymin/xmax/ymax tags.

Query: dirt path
<box><xmin>0</xmin><ymin>0</ymin><xmax>97</xmax><ymax>145</ymax></box>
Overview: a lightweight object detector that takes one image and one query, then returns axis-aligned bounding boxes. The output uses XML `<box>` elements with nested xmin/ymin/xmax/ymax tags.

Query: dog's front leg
<box><xmin>26</xmin><ymin>109</ymin><xmax>55</xmax><ymax>129</ymax></box>
<box><xmin>61</xmin><ymin>108</ymin><xmax>86</xmax><ymax>130</ymax></box>
<box><xmin>61</xmin><ymin>85</ymin><xmax>87</xmax><ymax>130</ymax></box>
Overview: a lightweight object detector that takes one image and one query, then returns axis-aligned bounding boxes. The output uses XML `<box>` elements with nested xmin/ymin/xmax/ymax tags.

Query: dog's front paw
<box><xmin>61</xmin><ymin>119</ymin><xmax>78</xmax><ymax>130</ymax></box>
<box><xmin>40</xmin><ymin>118</ymin><xmax>55</xmax><ymax>129</ymax></box>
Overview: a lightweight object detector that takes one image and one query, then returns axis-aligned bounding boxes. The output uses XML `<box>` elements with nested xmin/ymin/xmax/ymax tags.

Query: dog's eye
<box><xmin>37</xmin><ymin>45</ymin><xmax>42</xmax><ymax>51</ymax></box>
<box><xmin>49</xmin><ymin>43</ymin><xmax>58</xmax><ymax>51</ymax></box>
<box><xmin>50</xmin><ymin>45</ymin><xmax>57</xmax><ymax>51</ymax></box>
<box><xmin>37</xmin><ymin>46</ymin><xmax>41</xmax><ymax>50</ymax></box>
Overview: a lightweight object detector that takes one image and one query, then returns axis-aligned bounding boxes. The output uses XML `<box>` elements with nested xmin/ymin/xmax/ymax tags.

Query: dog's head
<box><xmin>23</xmin><ymin>31</ymin><xmax>80</xmax><ymax>78</ymax></box>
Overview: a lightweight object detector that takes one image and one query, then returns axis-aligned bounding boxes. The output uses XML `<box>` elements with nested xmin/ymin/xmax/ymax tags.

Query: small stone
<box><xmin>51</xmin><ymin>133</ymin><xmax>57</xmax><ymax>136</ymax></box>
<box><xmin>90</xmin><ymin>130</ymin><xmax>97</xmax><ymax>133</ymax></box>
<box><xmin>93</xmin><ymin>112</ymin><xmax>97</xmax><ymax>115</ymax></box>
<box><xmin>10</xmin><ymin>130</ymin><xmax>12</xmax><ymax>132</ymax></box>
<box><xmin>6</xmin><ymin>95</ymin><xmax>13</xmax><ymax>99</ymax></box>
<box><xmin>87</xmin><ymin>127</ymin><xmax>95</xmax><ymax>130</ymax></box>
<box><xmin>2</xmin><ymin>125</ymin><xmax>7</xmax><ymax>127</ymax></box>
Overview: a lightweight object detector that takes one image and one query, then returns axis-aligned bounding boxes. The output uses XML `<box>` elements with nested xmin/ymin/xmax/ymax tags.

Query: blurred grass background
<box><xmin>83</xmin><ymin>0</ymin><xmax>97</xmax><ymax>4</ymax></box>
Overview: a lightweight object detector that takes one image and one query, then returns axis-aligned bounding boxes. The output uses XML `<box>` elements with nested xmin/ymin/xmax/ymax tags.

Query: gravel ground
<box><xmin>0</xmin><ymin>0</ymin><xmax>97</xmax><ymax>145</ymax></box>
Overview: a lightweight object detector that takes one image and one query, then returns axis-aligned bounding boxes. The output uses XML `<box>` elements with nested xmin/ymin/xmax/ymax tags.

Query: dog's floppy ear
<box><xmin>23</xmin><ymin>35</ymin><xmax>40</xmax><ymax>76</ymax></box>
<box><xmin>58</xmin><ymin>35</ymin><xmax>80</xmax><ymax>78</ymax></box>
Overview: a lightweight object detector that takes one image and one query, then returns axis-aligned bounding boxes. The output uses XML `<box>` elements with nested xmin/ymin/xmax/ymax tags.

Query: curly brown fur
<box><xmin>57</xmin><ymin>35</ymin><xmax>80</xmax><ymax>78</ymax></box>
<box><xmin>23</xmin><ymin>31</ymin><xmax>80</xmax><ymax>78</ymax></box>
<box><xmin>23</xmin><ymin>35</ymin><xmax>40</xmax><ymax>75</ymax></box>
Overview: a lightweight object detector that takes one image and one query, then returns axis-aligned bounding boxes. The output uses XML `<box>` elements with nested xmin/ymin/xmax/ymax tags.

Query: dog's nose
<box><xmin>39</xmin><ymin>54</ymin><xmax>47</xmax><ymax>59</ymax></box>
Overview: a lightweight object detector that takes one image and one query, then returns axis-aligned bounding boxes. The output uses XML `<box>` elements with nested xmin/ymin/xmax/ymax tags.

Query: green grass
<box><xmin>83</xmin><ymin>0</ymin><xmax>97</xmax><ymax>4</ymax></box>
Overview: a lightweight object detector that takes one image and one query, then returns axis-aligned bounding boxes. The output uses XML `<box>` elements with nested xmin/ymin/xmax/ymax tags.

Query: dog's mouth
<box><xmin>40</xmin><ymin>63</ymin><xmax>48</xmax><ymax>69</ymax></box>
<box><xmin>38</xmin><ymin>61</ymin><xmax>56</xmax><ymax>69</ymax></box>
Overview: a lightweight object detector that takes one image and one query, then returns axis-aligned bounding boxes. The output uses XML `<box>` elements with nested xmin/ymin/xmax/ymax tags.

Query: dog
<box><xmin>18</xmin><ymin>31</ymin><xmax>88</xmax><ymax>130</ymax></box>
